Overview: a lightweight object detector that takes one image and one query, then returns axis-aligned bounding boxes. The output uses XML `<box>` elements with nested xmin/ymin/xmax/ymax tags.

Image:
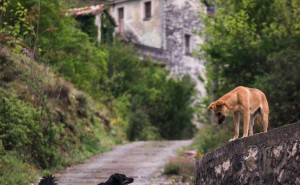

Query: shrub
<box><xmin>164</xmin><ymin>163</ymin><xmax>180</xmax><ymax>175</ymax></box>
<box><xmin>192</xmin><ymin>122</ymin><xmax>234</xmax><ymax>154</ymax></box>
<box><xmin>0</xmin><ymin>152</ymin><xmax>38</xmax><ymax>185</ymax></box>
<box><xmin>163</xmin><ymin>157</ymin><xmax>195</xmax><ymax>182</ymax></box>
<box><xmin>0</xmin><ymin>88</ymin><xmax>63</xmax><ymax>168</ymax></box>
<box><xmin>127</xmin><ymin>109</ymin><xmax>159</xmax><ymax>141</ymax></box>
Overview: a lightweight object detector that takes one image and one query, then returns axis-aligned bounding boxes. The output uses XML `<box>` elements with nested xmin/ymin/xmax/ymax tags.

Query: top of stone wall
<box><xmin>196</xmin><ymin>122</ymin><xmax>300</xmax><ymax>168</ymax></box>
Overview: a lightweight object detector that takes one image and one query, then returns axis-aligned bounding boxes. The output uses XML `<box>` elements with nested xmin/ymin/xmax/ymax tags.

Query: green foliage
<box><xmin>127</xmin><ymin>109</ymin><xmax>159</xmax><ymax>141</ymax></box>
<box><xmin>20</xmin><ymin>0</ymin><xmax>108</xmax><ymax>96</ymax></box>
<box><xmin>0</xmin><ymin>91</ymin><xmax>40</xmax><ymax>151</ymax></box>
<box><xmin>101</xmin><ymin>10</ymin><xmax>116</xmax><ymax>45</ymax></box>
<box><xmin>143</xmin><ymin>75</ymin><xmax>196</xmax><ymax>139</ymax></box>
<box><xmin>202</xmin><ymin>0</ymin><xmax>300</xmax><ymax>127</ymax></box>
<box><xmin>102</xmin><ymin>40</ymin><xmax>145</xmax><ymax>97</ymax></box>
<box><xmin>103</xmin><ymin>42</ymin><xmax>196</xmax><ymax>140</ymax></box>
<box><xmin>254</xmin><ymin>49</ymin><xmax>300</xmax><ymax>126</ymax></box>
<box><xmin>0</xmin><ymin>0</ymin><xmax>33</xmax><ymax>39</ymax></box>
<box><xmin>164</xmin><ymin>163</ymin><xmax>180</xmax><ymax>175</ymax></box>
<box><xmin>0</xmin><ymin>50</ymin><xmax>116</xmax><ymax>183</ymax></box>
<box><xmin>163</xmin><ymin>157</ymin><xmax>195</xmax><ymax>183</ymax></box>
<box><xmin>0</xmin><ymin>88</ymin><xmax>62</xmax><ymax>169</ymax></box>
<box><xmin>75</xmin><ymin>15</ymin><xmax>98</xmax><ymax>43</ymax></box>
<box><xmin>0</xmin><ymin>152</ymin><xmax>38</xmax><ymax>185</ymax></box>
<box><xmin>192</xmin><ymin>123</ymin><xmax>233</xmax><ymax>154</ymax></box>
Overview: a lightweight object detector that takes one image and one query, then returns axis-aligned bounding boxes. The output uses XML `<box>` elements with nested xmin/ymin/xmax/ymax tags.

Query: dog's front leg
<box><xmin>242</xmin><ymin>111</ymin><xmax>250</xmax><ymax>138</ymax></box>
<box><xmin>229</xmin><ymin>112</ymin><xmax>240</xmax><ymax>142</ymax></box>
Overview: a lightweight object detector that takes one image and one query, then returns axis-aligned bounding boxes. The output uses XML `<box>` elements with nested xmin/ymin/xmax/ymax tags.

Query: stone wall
<box><xmin>195</xmin><ymin>122</ymin><xmax>300</xmax><ymax>185</ymax></box>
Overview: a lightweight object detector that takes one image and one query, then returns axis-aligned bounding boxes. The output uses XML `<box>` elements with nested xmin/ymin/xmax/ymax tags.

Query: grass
<box><xmin>0</xmin><ymin>152</ymin><xmax>38</xmax><ymax>185</ymax></box>
<box><xmin>163</xmin><ymin>156</ymin><xmax>195</xmax><ymax>183</ymax></box>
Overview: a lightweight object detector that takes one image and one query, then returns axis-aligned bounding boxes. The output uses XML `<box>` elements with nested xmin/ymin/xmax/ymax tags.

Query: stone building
<box><xmin>109</xmin><ymin>0</ymin><xmax>207</xmax><ymax>97</ymax></box>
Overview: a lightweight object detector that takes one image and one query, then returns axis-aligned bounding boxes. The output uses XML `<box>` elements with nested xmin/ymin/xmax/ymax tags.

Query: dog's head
<box><xmin>98</xmin><ymin>173</ymin><xmax>134</xmax><ymax>185</ymax></box>
<box><xmin>208</xmin><ymin>99</ymin><xmax>229</xmax><ymax>124</ymax></box>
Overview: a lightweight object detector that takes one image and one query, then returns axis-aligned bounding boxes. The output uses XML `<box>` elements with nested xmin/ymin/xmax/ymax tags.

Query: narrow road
<box><xmin>56</xmin><ymin>140</ymin><xmax>192</xmax><ymax>185</ymax></box>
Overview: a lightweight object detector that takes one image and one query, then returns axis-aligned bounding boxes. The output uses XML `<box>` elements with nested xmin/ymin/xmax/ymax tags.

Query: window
<box><xmin>144</xmin><ymin>1</ymin><xmax>151</xmax><ymax>20</ymax></box>
<box><xmin>185</xmin><ymin>34</ymin><xmax>192</xmax><ymax>55</ymax></box>
<box><xmin>207</xmin><ymin>6</ymin><xmax>215</xmax><ymax>17</ymax></box>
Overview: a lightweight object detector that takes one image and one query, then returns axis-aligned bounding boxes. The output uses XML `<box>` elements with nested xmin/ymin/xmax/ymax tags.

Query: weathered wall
<box><xmin>164</xmin><ymin>0</ymin><xmax>206</xmax><ymax>96</ymax></box>
<box><xmin>110</xmin><ymin>0</ymin><xmax>163</xmax><ymax>48</ymax></box>
<box><xmin>195</xmin><ymin>122</ymin><xmax>300</xmax><ymax>185</ymax></box>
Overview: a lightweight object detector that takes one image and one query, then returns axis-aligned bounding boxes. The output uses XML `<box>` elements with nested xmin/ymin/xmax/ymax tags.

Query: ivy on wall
<box><xmin>101</xmin><ymin>10</ymin><xmax>116</xmax><ymax>45</ymax></box>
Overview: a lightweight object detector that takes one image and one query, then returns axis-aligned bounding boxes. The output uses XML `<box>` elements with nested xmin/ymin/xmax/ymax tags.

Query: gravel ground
<box><xmin>54</xmin><ymin>140</ymin><xmax>193</xmax><ymax>185</ymax></box>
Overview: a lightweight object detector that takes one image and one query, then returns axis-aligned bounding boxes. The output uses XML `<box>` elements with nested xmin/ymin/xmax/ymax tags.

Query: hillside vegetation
<box><xmin>0</xmin><ymin>49</ymin><xmax>117</xmax><ymax>184</ymax></box>
<box><xmin>0</xmin><ymin>0</ymin><xmax>196</xmax><ymax>184</ymax></box>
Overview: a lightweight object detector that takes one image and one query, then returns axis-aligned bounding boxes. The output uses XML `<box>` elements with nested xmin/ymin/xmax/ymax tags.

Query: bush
<box><xmin>163</xmin><ymin>157</ymin><xmax>195</xmax><ymax>183</ymax></box>
<box><xmin>0</xmin><ymin>88</ymin><xmax>63</xmax><ymax>168</ymax></box>
<box><xmin>164</xmin><ymin>163</ymin><xmax>180</xmax><ymax>175</ymax></box>
<box><xmin>0</xmin><ymin>152</ymin><xmax>38</xmax><ymax>185</ymax></box>
<box><xmin>192</xmin><ymin>122</ymin><xmax>234</xmax><ymax>154</ymax></box>
<box><xmin>127</xmin><ymin>109</ymin><xmax>159</xmax><ymax>141</ymax></box>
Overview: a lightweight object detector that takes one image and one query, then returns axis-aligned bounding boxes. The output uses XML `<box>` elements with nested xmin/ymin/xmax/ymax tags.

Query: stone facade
<box><xmin>195</xmin><ymin>122</ymin><xmax>300</xmax><ymax>185</ymax></box>
<box><xmin>164</xmin><ymin>0</ymin><xmax>205</xmax><ymax>96</ymax></box>
<box><xmin>110</xmin><ymin>0</ymin><xmax>206</xmax><ymax>97</ymax></box>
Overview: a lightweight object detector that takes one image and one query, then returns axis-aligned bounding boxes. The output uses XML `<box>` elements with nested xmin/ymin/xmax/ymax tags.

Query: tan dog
<box><xmin>208</xmin><ymin>86</ymin><xmax>269</xmax><ymax>141</ymax></box>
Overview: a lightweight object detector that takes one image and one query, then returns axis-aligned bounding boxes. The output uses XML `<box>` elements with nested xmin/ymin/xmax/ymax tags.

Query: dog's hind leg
<box><xmin>262</xmin><ymin>112</ymin><xmax>268</xmax><ymax>133</ymax></box>
<box><xmin>249</xmin><ymin>109</ymin><xmax>260</xmax><ymax>136</ymax></box>
<box><xmin>249</xmin><ymin>114</ymin><xmax>255</xmax><ymax>136</ymax></box>
<box><xmin>261</xmin><ymin>94</ymin><xmax>269</xmax><ymax>133</ymax></box>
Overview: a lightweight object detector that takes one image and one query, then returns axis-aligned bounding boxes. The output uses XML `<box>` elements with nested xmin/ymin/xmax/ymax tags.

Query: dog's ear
<box><xmin>216</xmin><ymin>99</ymin><xmax>231</xmax><ymax>108</ymax></box>
<box><xmin>216</xmin><ymin>99</ymin><xmax>225</xmax><ymax>106</ymax></box>
<box><xmin>208</xmin><ymin>102</ymin><xmax>216</xmax><ymax>110</ymax></box>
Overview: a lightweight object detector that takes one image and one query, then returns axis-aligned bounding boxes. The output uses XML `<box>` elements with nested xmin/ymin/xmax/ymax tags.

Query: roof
<box><xmin>68</xmin><ymin>4</ymin><xmax>106</xmax><ymax>16</ymax></box>
<box><xmin>110</xmin><ymin>0</ymin><xmax>139</xmax><ymax>5</ymax></box>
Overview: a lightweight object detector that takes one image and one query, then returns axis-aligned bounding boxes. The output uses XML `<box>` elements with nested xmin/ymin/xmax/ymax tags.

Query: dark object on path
<box><xmin>98</xmin><ymin>173</ymin><xmax>134</xmax><ymax>185</ymax></box>
<box><xmin>38</xmin><ymin>174</ymin><xmax>58</xmax><ymax>185</ymax></box>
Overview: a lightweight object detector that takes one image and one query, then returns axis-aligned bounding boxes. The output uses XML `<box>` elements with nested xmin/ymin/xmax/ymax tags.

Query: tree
<box><xmin>0</xmin><ymin>0</ymin><xmax>33</xmax><ymax>46</ymax></box>
<box><xmin>202</xmin><ymin>0</ymin><xmax>300</xmax><ymax>127</ymax></box>
<box><xmin>18</xmin><ymin>0</ymin><xmax>108</xmax><ymax>95</ymax></box>
<box><xmin>103</xmin><ymin>42</ymin><xmax>196</xmax><ymax>140</ymax></box>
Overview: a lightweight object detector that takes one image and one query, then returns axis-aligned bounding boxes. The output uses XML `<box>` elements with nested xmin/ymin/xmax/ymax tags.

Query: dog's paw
<box><xmin>229</xmin><ymin>138</ymin><xmax>237</xmax><ymax>142</ymax></box>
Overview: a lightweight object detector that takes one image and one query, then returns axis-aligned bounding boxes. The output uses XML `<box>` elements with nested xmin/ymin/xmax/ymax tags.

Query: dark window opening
<box><xmin>185</xmin><ymin>34</ymin><xmax>192</xmax><ymax>55</ymax></box>
<box><xmin>144</xmin><ymin>1</ymin><xmax>151</xmax><ymax>20</ymax></box>
<box><xmin>207</xmin><ymin>6</ymin><xmax>215</xmax><ymax>17</ymax></box>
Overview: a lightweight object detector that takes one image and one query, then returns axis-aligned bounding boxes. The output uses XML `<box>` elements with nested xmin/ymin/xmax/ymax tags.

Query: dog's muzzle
<box><xmin>218</xmin><ymin>114</ymin><xmax>226</xmax><ymax>124</ymax></box>
<box><xmin>123</xmin><ymin>177</ymin><xmax>134</xmax><ymax>185</ymax></box>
